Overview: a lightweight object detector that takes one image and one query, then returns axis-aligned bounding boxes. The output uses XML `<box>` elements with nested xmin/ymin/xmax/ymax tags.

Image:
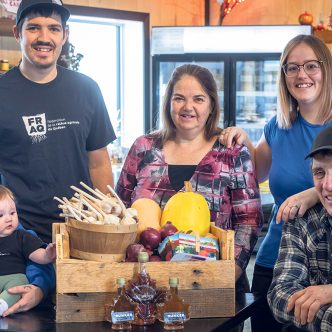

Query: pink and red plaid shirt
<box><xmin>116</xmin><ymin>135</ymin><xmax>263</xmax><ymax>271</ymax></box>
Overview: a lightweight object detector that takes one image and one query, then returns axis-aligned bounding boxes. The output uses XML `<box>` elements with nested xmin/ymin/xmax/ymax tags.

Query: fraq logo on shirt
<box><xmin>22</xmin><ymin>114</ymin><xmax>80</xmax><ymax>144</ymax></box>
<box><xmin>22</xmin><ymin>114</ymin><xmax>47</xmax><ymax>143</ymax></box>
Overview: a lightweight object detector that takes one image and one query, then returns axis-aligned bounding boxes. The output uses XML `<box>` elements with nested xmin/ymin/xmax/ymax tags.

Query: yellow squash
<box><xmin>161</xmin><ymin>181</ymin><xmax>210</xmax><ymax>236</ymax></box>
<box><xmin>131</xmin><ymin>198</ymin><xmax>161</xmax><ymax>235</ymax></box>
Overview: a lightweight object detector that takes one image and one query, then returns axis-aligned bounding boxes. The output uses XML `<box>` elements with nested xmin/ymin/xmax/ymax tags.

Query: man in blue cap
<box><xmin>0</xmin><ymin>0</ymin><xmax>116</xmax><ymax>315</ymax></box>
<box><xmin>268</xmin><ymin>126</ymin><xmax>332</xmax><ymax>331</ymax></box>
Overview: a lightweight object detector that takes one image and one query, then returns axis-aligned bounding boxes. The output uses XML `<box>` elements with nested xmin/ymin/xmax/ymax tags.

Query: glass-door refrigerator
<box><xmin>151</xmin><ymin>25</ymin><xmax>311</xmax><ymax>145</ymax></box>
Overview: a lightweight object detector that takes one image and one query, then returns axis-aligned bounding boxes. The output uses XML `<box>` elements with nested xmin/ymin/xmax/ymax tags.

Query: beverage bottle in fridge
<box><xmin>158</xmin><ymin>277</ymin><xmax>190</xmax><ymax>330</ymax></box>
<box><xmin>105</xmin><ymin>277</ymin><xmax>135</xmax><ymax>330</ymax></box>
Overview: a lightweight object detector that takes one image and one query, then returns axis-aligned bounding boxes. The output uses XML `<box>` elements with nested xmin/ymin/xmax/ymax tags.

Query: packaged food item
<box><xmin>158</xmin><ymin>232</ymin><xmax>219</xmax><ymax>262</ymax></box>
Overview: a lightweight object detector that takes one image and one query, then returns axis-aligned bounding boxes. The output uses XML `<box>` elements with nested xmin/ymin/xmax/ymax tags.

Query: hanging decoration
<box><xmin>218</xmin><ymin>0</ymin><xmax>246</xmax><ymax>25</ymax></box>
<box><xmin>298</xmin><ymin>11</ymin><xmax>314</xmax><ymax>25</ymax></box>
<box><xmin>57</xmin><ymin>42</ymin><xmax>84</xmax><ymax>72</ymax></box>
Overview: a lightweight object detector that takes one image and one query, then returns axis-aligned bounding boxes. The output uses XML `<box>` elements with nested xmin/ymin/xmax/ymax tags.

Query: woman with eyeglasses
<box><xmin>220</xmin><ymin>34</ymin><xmax>332</xmax><ymax>331</ymax></box>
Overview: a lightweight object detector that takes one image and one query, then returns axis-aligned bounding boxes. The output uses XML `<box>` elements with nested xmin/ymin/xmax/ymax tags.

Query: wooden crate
<box><xmin>54</xmin><ymin>222</ymin><xmax>235</xmax><ymax>323</ymax></box>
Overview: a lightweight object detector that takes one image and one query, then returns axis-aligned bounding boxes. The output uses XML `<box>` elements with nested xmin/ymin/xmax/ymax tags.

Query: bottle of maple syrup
<box><xmin>105</xmin><ymin>277</ymin><xmax>135</xmax><ymax>330</ymax></box>
<box><xmin>158</xmin><ymin>277</ymin><xmax>190</xmax><ymax>330</ymax></box>
<box><xmin>126</xmin><ymin>251</ymin><xmax>159</xmax><ymax>325</ymax></box>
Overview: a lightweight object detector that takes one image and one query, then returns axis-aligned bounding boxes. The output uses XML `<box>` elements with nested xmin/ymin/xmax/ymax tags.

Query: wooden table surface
<box><xmin>0</xmin><ymin>293</ymin><xmax>262</xmax><ymax>332</ymax></box>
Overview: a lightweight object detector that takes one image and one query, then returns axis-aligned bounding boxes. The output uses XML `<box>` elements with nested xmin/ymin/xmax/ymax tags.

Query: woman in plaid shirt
<box><xmin>116</xmin><ymin>64</ymin><xmax>263</xmax><ymax>292</ymax></box>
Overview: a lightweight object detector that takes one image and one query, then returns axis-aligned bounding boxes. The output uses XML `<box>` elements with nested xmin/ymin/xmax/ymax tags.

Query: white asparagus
<box><xmin>79</xmin><ymin>196</ymin><xmax>104</xmax><ymax>222</ymax></box>
<box><xmin>62</xmin><ymin>197</ymin><xmax>90</xmax><ymax>221</ymax></box>
<box><xmin>65</xmin><ymin>204</ymin><xmax>81</xmax><ymax>221</ymax></box>
<box><xmin>59</xmin><ymin>213</ymin><xmax>73</xmax><ymax>218</ymax></box>
<box><xmin>106</xmin><ymin>185</ymin><xmax>127</xmax><ymax>215</ymax></box>
<box><xmin>81</xmin><ymin>183</ymin><xmax>119</xmax><ymax>214</ymax></box>
<box><xmin>70</xmin><ymin>185</ymin><xmax>101</xmax><ymax>204</ymax></box>
<box><xmin>73</xmin><ymin>194</ymin><xmax>99</xmax><ymax>217</ymax></box>
<box><xmin>79</xmin><ymin>181</ymin><xmax>105</xmax><ymax>200</ymax></box>
<box><xmin>94</xmin><ymin>188</ymin><xmax>109</xmax><ymax>199</ymax></box>
<box><xmin>107</xmin><ymin>185</ymin><xmax>137</xmax><ymax>224</ymax></box>
<box><xmin>54</xmin><ymin>196</ymin><xmax>66</xmax><ymax>205</ymax></box>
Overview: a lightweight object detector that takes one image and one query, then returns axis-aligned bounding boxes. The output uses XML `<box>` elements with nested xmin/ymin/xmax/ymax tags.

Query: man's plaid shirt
<box><xmin>267</xmin><ymin>204</ymin><xmax>332</xmax><ymax>332</ymax></box>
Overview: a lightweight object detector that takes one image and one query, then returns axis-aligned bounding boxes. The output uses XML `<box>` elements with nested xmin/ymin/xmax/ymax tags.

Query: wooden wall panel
<box><xmin>212</xmin><ymin>0</ymin><xmax>331</xmax><ymax>27</ymax></box>
<box><xmin>63</xmin><ymin>0</ymin><xmax>331</xmax><ymax>28</ymax></box>
<box><xmin>0</xmin><ymin>0</ymin><xmax>330</xmax><ymax>65</ymax></box>
<box><xmin>65</xmin><ymin>0</ymin><xmax>205</xmax><ymax>27</ymax></box>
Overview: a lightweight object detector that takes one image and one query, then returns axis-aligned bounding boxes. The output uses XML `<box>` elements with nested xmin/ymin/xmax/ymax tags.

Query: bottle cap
<box><xmin>169</xmin><ymin>277</ymin><xmax>179</xmax><ymax>287</ymax></box>
<box><xmin>137</xmin><ymin>251</ymin><xmax>149</xmax><ymax>263</ymax></box>
<box><xmin>116</xmin><ymin>277</ymin><xmax>125</xmax><ymax>287</ymax></box>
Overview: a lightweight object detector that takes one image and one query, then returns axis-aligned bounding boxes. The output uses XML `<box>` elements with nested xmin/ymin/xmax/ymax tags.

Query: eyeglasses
<box><xmin>282</xmin><ymin>60</ymin><xmax>323</xmax><ymax>77</ymax></box>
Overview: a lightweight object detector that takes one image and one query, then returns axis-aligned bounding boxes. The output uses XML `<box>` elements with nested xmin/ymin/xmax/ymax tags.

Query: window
<box><xmin>66</xmin><ymin>6</ymin><xmax>150</xmax><ymax>154</ymax></box>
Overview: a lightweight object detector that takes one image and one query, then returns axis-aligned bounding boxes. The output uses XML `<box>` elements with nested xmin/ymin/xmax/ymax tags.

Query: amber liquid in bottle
<box><xmin>105</xmin><ymin>277</ymin><xmax>135</xmax><ymax>330</ymax></box>
<box><xmin>158</xmin><ymin>277</ymin><xmax>190</xmax><ymax>330</ymax></box>
<box><xmin>126</xmin><ymin>251</ymin><xmax>158</xmax><ymax>325</ymax></box>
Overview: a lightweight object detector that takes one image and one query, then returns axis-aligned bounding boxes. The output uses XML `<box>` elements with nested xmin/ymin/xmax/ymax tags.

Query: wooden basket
<box><xmin>66</xmin><ymin>219</ymin><xmax>138</xmax><ymax>262</ymax></box>
<box><xmin>54</xmin><ymin>222</ymin><xmax>235</xmax><ymax>322</ymax></box>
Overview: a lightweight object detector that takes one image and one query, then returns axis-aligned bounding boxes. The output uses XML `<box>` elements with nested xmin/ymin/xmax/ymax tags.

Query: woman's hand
<box><xmin>219</xmin><ymin>127</ymin><xmax>249</xmax><ymax>148</ymax></box>
<box><xmin>2</xmin><ymin>285</ymin><xmax>44</xmax><ymax>317</ymax></box>
<box><xmin>276</xmin><ymin>188</ymin><xmax>319</xmax><ymax>224</ymax></box>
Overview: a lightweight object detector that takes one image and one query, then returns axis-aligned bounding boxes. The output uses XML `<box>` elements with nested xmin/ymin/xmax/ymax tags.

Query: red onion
<box><xmin>140</xmin><ymin>227</ymin><xmax>161</xmax><ymax>250</ymax></box>
<box><xmin>149</xmin><ymin>255</ymin><xmax>162</xmax><ymax>262</ymax></box>
<box><xmin>126</xmin><ymin>243</ymin><xmax>147</xmax><ymax>262</ymax></box>
<box><xmin>160</xmin><ymin>221</ymin><xmax>178</xmax><ymax>240</ymax></box>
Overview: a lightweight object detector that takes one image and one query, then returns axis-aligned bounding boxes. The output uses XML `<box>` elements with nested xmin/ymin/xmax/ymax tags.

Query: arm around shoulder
<box><xmin>254</xmin><ymin>135</ymin><xmax>272</xmax><ymax>183</ymax></box>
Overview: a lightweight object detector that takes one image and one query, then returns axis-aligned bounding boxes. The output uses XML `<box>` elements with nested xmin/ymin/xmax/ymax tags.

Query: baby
<box><xmin>0</xmin><ymin>185</ymin><xmax>56</xmax><ymax>316</ymax></box>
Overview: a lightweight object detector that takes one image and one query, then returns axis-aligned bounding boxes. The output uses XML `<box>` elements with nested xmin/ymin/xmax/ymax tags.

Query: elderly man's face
<box><xmin>312</xmin><ymin>153</ymin><xmax>332</xmax><ymax>215</ymax></box>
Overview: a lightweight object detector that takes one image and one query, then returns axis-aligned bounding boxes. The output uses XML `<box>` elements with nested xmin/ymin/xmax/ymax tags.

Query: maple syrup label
<box><xmin>163</xmin><ymin>312</ymin><xmax>186</xmax><ymax>323</ymax></box>
<box><xmin>129</xmin><ymin>285</ymin><xmax>156</xmax><ymax>302</ymax></box>
<box><xmin>111</xmin><ymin>311</ymin><xmax>135</xmax><ymax>323</ymax></box>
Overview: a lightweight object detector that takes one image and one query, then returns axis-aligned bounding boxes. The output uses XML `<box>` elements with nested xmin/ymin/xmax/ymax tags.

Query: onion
<box><xmin>160</xmin><ymin>221</ymin><xmax>178</xmax><ymax>240</ymax></box>
<box><xmin>149</xmin><ymin>255</ymin><xmax>162</xmax><ymax>262</ymax></box>
<box><xmin>140</xmin><ymin>227</ymin><xmax>161</xmax><ymax>250</ymax></box>
<box><xmin>126</xmin><ymin>243</ymin><xmax>147</xmax><ymax>262</ymax></box>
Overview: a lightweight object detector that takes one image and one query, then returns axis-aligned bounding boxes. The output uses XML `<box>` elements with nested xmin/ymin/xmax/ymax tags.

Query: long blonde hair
<box><xmin>277</xmin><ymin>34</ymin><xmax>332</xmax><ymax>129</ymax></box>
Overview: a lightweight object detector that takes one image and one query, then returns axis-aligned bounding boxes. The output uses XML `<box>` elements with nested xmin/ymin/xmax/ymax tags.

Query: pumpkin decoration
<box><xmin>131</xmin><ymin>198</ymin><xmax>161</xmax><ymax>235</ymax></box>
<box><xmin>298</xmin><ymin>11</ymin><xmax>313</xmax><ymax>25</ymax></box>
<box><xmin>160</xmin><ymin>181</ymin><xmax>210</xmax><ymax>236</ymax></box>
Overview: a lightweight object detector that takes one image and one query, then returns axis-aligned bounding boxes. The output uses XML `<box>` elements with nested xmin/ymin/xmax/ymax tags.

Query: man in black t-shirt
<box><xmin>0</xmin><ymin>0</ymin><xmax>116</xmax><ymax>316</ymax></box>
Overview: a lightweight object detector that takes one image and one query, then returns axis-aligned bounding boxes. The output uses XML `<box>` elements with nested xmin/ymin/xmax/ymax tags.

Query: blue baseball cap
<box><xmin>16</xmin><ymin>0</ymin><xmax>70</xmax><ymax>25</ymax></box>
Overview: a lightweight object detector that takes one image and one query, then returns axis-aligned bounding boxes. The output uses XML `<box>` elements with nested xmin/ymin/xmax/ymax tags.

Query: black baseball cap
<box><xmin>16</xmin><ymin>0</ymin><xmax>70</xmax><ymax>25</ymax></box>
<box><xmin>306</xmin><ymin>126</ymin><xmax>332</xmax><ymax>159</ymax></box>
